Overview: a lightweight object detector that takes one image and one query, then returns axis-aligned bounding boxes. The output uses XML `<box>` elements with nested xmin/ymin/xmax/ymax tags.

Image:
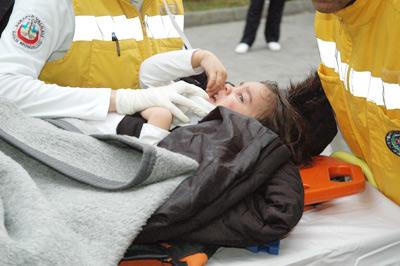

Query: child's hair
<box><xmin>257</xmin><ymin>80</ymin><xmax>306</xmax><ymax>165</ymax></box>
<box><xmin>286</xmin><ymin>71</ymin><xmax>337</xmax><ymax>165</ymax></box>
<box><xmin>180</xmin><ymin>72</ymin><xmax>337</xmax><ymax>165</ymax></box>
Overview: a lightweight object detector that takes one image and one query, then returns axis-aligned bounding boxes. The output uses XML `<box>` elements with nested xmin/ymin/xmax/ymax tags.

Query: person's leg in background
<box><xmin>264</xmin><ymin>0</ymin><xmax>286</xmax><ymax>51</ymax></box>
<box><xmin>235</xmin><ymin>0</ymin><xmax>265</xmax><ymax>54</ymax></box>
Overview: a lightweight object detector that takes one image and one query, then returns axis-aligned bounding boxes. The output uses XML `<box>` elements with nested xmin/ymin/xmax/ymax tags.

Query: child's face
<box><xmin>209</xmin><ymin>81</ymin><xmax>272</xmax><ymax>118</ymax></box>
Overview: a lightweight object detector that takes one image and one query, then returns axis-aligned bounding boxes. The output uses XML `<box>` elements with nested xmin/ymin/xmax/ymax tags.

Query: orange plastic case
<box><xmin>300</xmin><ymin>156</ymin><xmax>365</xmax><ymax>206</ymax></box>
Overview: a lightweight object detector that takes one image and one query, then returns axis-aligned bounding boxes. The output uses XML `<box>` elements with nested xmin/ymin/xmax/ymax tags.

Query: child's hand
<box><xmin>192</xmin><ymin>49</ymin><xmax>227</xmax><ymax>96</ymax></box>
<box><xmin>141</xmin><ymin>107</ymin><xmax>173</xmax><ymax>130</ymax></box>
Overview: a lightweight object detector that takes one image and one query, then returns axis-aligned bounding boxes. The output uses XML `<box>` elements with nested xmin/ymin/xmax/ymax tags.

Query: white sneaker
<box><xmin>235</xmin><ymin>43</ymin><xmax>250</xmax><ymax>54</ymax></box>
<box><xmin>267</xmin><ymin>42</ymin><xmax>281</xmax><ymax>51</ymax></box>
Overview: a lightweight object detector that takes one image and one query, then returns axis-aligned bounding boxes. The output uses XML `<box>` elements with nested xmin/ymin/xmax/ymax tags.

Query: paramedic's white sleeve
<box><xmin>139</xmin><ymin>123</ymin><xmax>170</xmax><ymax>145</ymax></box>
<box><xmin>0</xmin><ymin>0</ymin><xmax>111</xmax><ymax>120</ymax></box>
<box><xmin>139</xmin><ymin>49</ymin><xmax>204</xmax><ymax>88</ymax></box>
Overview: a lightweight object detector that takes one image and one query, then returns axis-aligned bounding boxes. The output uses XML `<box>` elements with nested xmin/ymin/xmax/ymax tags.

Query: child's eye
<box><xmin>239</xmin><ymin>94</ymin><xmax>244</xmax><ymax>103</ymax></box>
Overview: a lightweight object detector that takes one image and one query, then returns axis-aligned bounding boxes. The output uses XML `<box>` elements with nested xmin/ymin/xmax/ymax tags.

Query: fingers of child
<box><xmin>206</xmin><ymin>76</ymin><xmax>216</xmax><ymax>92</ymax></box>
<box><xmin>206</xmin><ymin>86</ymin><xmax>218</xmax><ymax>97</ymax></box>
<box><xmin>216</xmin><ymin>71</ymin><xmax>226</xmax><ymax>85</ymax></box>
<box><xmin>207</xmin><ymin>71</ymin><xmax>225</xmax><ymax>94</ymax></box>
<box><xmin>219</xmin><ymin>70</ymin><xmax>228</xmax><ymax>86</ymax></box>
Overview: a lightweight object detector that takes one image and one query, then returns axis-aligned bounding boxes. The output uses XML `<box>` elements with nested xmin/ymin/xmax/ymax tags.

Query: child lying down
<box><xmin>111</xmin><ymin>50</ymin><xmax>335</xmax><ymax>251</ymax></box>
<box><xmin>122</xmin><ymin>49</ymin><xmax>308</xmax><ymax>248</ymax></box>
<box><xmin>87</xmin><ymin>49</ymin><xmax>306</xmax><ymax>164</ymax></box>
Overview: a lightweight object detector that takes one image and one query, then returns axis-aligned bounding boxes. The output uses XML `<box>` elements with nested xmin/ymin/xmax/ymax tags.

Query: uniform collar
<box><xmin>335</xmin><ymin>0</ymin><xmax>382</xmax><ymax>28</ymax></box>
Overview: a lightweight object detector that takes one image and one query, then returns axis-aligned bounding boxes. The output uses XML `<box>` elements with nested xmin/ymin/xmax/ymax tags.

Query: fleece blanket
<box><xmin>0</xmin><ymin>99</ymin><xmax>198</xmax><ymax>266</ymax></box>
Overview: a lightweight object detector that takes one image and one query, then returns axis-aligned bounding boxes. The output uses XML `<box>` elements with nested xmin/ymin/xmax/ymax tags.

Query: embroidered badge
<box><xmin>385</xmin><ymin>131</ymin><xmax>400</xmax><ymax>157</ymax></box>
<box><xmin>12</xmin><ymin>15</ymin><xmax>45</xmax><ymax>49</ymax></box>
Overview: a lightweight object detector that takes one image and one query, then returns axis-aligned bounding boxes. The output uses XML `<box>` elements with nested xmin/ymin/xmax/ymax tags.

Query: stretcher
<box><xmin>208</xmin><ymin>183</ymin><xmax>400</xmax><ymax>265</ymax></box>
<box><xmin>208</xmin><ymin>156</ymin><xmax>400</xmax><ymax>265</ymax></box>
<box><xmin>120</xmin><ymin>156</ymin><xmax>375</xmax><ymax>266</ymax></box>
<box><xmin>301</xmin><ymin>155</ymin><xmax>365</xmax><ymax>206</ymax></box>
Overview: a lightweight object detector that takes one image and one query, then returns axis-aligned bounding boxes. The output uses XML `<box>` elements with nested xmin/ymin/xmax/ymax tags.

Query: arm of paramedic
<box><xmin>139</xmin><ymin>49</ymin><xmax>227</xmax><ymax>94</ymax></box>
<box><xmin>139</xmin><ymin>107</ymin><xmax>172</xmax><ymax>145</ymax></box>
<box><xmin>0</xmin><ymin>0</ymin><xmax>111</xmax><ymax>120</ymax></box>
<box><xmin>0</xmin><ymin>1</ymin><xmax>206</xmax><ymax>122</ymax></box>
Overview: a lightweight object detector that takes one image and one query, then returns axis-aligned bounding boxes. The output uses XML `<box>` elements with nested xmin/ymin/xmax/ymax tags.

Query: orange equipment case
<box><xmin>300</xmin><ymin>155</ymin><xmax>365</xmax><ymax>206</ymax></box>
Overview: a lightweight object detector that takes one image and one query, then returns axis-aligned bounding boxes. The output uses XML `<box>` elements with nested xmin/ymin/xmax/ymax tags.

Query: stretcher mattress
<box><xmin>208</xmin><ymin>184</ymin><xmax>400</xmax><ymax>266</ymax></box>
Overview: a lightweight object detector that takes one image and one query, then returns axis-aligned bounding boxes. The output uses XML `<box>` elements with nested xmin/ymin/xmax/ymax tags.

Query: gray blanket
<box><xmin>0</xmin><ymin>99</ymin><xmax>198</xmax><ymax>266</ymax></box>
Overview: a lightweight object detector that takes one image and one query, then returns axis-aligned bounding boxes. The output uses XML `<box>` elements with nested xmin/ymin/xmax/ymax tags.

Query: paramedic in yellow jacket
<box><xmin>312</xmin><ymin>0</ymin><xmax>400</xmax><ymax>204</ymax></box>
<box><xmin>0</xmin><ymin>0</ymin><xmax>227</xmax><ymax>123</ymax></box>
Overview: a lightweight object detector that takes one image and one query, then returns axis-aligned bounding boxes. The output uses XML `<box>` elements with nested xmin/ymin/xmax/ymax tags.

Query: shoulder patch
<box><xmin>12</xmin><ymin>15</ymin><xmax>45</xmax><ymax>50</ymax></box>
<box><xmin>385</xmin><ymin>130</ymin><xmax>400</xmax><ymax>157</ymax></box>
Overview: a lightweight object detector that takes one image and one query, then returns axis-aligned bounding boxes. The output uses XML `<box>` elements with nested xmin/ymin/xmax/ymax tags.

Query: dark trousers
<box><xmin>0</xmin><ymin>0</ymin><xmax>14</xmax><ymax>36</ymax></box>
<box><xmin>240</xmin><ymin>0</ymin><xmax>285</xmax><ymax>46</ymax></box>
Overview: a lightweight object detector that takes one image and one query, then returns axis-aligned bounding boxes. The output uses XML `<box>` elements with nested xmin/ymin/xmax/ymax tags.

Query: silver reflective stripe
<box><xmin>317</xmin><ymin>38</ymin><xmax>349</xmax><ymax>88</ymax></box>
<box><xmin>383</xmin><ymin>82</ymin><xmax>400</xmax><ymax>110</ymax></box>
<box><xmin>145</xmin><ymin>15</ymin><xmax>184</xmax><ymax>39</ymax></box>
<box><xmin>336</xmin><ymin>52</ymin><xmax>349</xmax><ymax>89</ymax></box>
<box><xmin>74</xmin><ymin>16</ymin><xmax>102</xmax><ymax>41</ymax></box>
<box><xmin>349</xmin><ymin>69</ymin><xmax>371</xmax><ymax>98</ymax></box>
<box><xmin>73</xmin><ymin>14</ymin><xmax>184</xmax><ymax>42</ymax></box>
<box><xmin>317</xmin><ymin>39</ymin><xmax>337</xmax><ymax>69</ymax></box>
<box><xmin>368</xmin><ymin>76</ymin><xmax>384</xmax><ymax>106</ymax></box>
<box><xmin>317</xmin><ymin>38</ymin><xmax>400</xmax><ymax>110</ymax></box>
<box><xmin>73</xmin><ymin>15</ymin><xmax>143</xmax><ymax>41</ymax></box>
<box><xmin>349</xmin><ymin>69</ymin><xmax>400</xmax><ymax>110</ymax></box>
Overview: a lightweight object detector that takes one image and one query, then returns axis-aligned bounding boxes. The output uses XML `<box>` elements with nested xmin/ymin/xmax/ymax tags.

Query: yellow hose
<box><xmin>330</xmin><ymin>151</ymin><xmax>378</xmax><ymax>188</ymax></box>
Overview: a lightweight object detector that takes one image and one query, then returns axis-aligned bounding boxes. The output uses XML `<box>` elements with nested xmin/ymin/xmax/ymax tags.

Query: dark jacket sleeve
<box><xmin>116</xmin><ymin>113</ymin><xmax>146</xmax><ymax>137</ymax></box>
<box><xmin>135</xmin><ymin>108</ymin><xmax>304</xmax><ymax>247</ymax></box>
<box><xmin>172</xmin><ymin>160</ymin><xmax>304</xmax><ymax>247</ymax></box>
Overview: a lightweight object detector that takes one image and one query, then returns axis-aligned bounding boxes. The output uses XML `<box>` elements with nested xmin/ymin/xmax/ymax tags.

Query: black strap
<box><xmin>122</xmin><ymin>244</ymin><xmax>170</xmax><ymax>261</ymax></box>
<box><xmin>0</xmin><ymin>0</ymin><xmax>14</xmax><ymax>37</ymax></box>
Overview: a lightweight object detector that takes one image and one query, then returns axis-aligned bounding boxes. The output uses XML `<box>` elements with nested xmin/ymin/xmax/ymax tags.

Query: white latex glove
<box><xmin>116</xmin><ymin>81</ymin><xmax>209</xmax><ymax>123</ymax></box>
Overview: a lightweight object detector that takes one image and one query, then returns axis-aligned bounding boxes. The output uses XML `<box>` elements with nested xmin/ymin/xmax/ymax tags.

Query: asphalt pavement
<box><xmin>185</xmin><ymin>11</ymin><xmax>319</xmax><ymax>88</ymax></box>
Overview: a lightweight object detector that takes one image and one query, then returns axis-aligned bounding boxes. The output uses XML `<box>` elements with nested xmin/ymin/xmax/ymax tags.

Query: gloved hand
<box><xmin>116</xmin><ymin>81</ymin><xmax>209</xmax><ymax>123</ymax></box>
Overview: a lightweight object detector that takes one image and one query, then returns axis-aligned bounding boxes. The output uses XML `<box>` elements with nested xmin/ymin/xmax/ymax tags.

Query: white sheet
<box><xmin>209</xmin><ymin>184</ymin><xmax>400</xmax><ymax>266</ymax></box>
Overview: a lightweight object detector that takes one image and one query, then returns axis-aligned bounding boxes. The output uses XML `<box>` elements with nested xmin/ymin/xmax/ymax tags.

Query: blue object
<box><xmin>246</xmin><ymin>240</ymin><xmax>280</xmax><ymax>255</ymax></box>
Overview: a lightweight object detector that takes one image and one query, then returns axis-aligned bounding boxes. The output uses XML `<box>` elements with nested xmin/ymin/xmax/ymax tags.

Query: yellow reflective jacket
<box><xmin>315</xmin><ymin>0</ymin><xmax>400</xmax><ymax>204</ymax></box>
<box><xmin>39</xmin><ymin>0</ymin><xmax>184</xmax><ymax>89</ymax></box>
